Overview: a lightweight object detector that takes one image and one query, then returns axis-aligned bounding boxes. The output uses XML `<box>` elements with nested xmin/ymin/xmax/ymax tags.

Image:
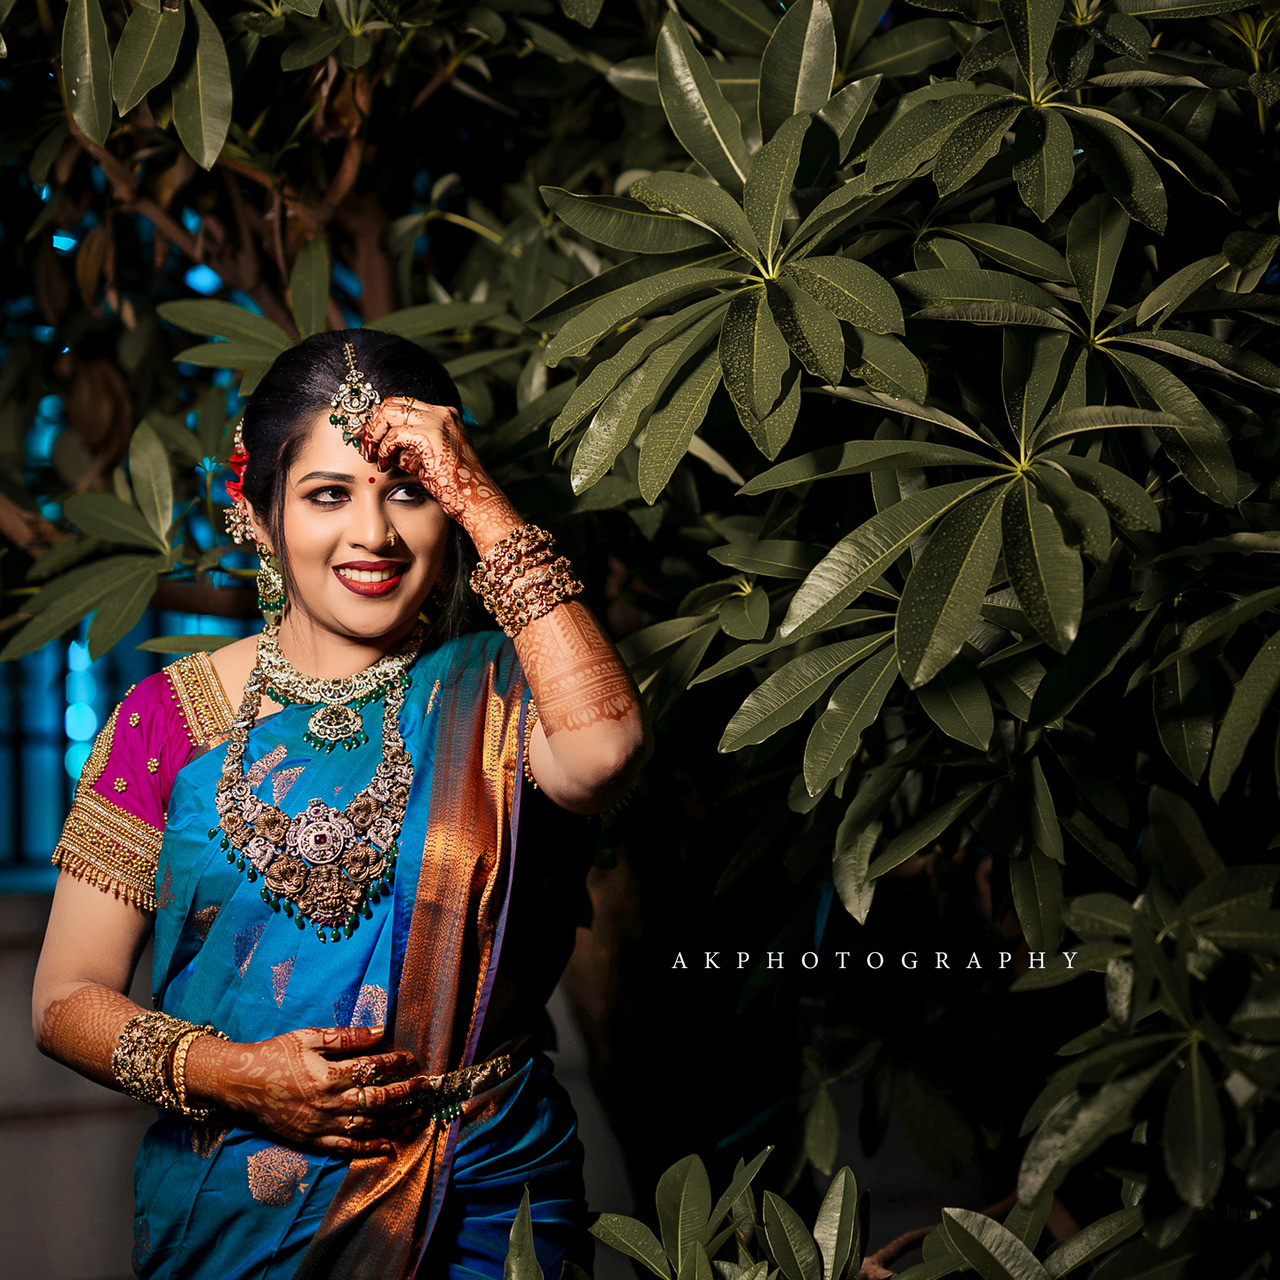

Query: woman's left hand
<box><xmin>358</xmin><ymin>399</ymin><xmax>500</xmax><ymax>524</ymax></box>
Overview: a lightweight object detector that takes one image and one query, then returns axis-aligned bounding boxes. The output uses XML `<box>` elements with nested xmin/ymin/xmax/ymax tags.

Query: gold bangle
<box><xmin>170</xmin><ymin>1028</ymin><xmax>204</xmax><ymax>1114</ymax></box>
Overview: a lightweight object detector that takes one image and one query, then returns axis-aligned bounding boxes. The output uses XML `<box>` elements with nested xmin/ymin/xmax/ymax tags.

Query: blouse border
<box><xmin>164</xmin><ymin>651</ymin><xmax>235</xmax><ymax>746</ymax></box>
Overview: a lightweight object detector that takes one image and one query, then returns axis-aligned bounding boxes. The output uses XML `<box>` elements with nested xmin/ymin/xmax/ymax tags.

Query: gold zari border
<box><xmin>53</xmin><ymin>788</ymin><xmax>163</xmax><ymax>910</ymax></box>
<box><xmin>165</xmin><ymin>652</ymin><xmax>234</xmax><ymax>747</ymax></box>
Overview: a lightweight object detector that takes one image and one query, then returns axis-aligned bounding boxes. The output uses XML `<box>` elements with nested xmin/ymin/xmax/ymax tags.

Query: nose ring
<box><xmin>386</xmin><ymin>527</ymin><xmax>398</xmax><ymax>548</ymax></box>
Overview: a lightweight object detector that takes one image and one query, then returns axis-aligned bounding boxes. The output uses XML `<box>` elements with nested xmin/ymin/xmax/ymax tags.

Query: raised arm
<box><xmin>364</xmin><ymin>400</ymin><xmax>648</xmax><ymax>813</ymax></box>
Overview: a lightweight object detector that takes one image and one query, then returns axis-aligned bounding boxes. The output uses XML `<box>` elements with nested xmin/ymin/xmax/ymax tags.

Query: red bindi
<box><xmin>368</xmin><ymin>476</ymin><xmax>376</xmax><ymax>483</ymax></box>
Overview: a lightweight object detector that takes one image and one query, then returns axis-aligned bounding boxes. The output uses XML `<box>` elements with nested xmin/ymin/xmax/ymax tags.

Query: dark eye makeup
<box><xmin>303</xmin><ymin>482</ymin><xmax>429</xmax><ymax>506</ymax></box>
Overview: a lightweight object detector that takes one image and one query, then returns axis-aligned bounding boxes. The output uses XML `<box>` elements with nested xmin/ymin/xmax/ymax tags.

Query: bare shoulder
<box><xmin>207</xmin><ymin>634</ymin><xmax>261</xmax><ymax>708</ymax></box>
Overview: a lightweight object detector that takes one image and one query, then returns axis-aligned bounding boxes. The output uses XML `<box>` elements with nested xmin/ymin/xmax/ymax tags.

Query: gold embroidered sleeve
<box><xmin>52</xmin><ymin>694</ymin><xmax>164</xmax><ymax>911</ymax></box>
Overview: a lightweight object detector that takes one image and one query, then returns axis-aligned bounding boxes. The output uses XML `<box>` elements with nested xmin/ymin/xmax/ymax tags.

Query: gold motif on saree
<box><xmin>272</xmin><ymin>956</ymin><xmax>295</xmax><ymax>1007</ymax></box>
<box><xmin>247</xmin><ymin>1147</ymin><xmax>310</xmax><ymax>1205</ymax></box>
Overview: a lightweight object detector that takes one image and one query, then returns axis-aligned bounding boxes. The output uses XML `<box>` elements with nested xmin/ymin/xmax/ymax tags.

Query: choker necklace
<box><xmin>256</xmin><ymin>623</ymin><xmax>423</xmax><ymax>752</ymax></box>
<box><xmin>212</xmin><ymin>630</ymin><xmax>424</xmax><ymax>943</ymax></box>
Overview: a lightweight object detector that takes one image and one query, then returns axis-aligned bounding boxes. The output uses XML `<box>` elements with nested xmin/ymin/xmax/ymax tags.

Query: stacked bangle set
<box><xmin>112</xmin><ymin>1010</ymin><xmax>228</xmax><ymax>1119</ymax></box>
<box><xmin>470</xmin><ymin>524</ymin><xmax>583</xmax><ymax>638</ymax></box>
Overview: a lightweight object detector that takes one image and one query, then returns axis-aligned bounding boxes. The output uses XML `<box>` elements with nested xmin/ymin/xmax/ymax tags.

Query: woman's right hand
<box><xmin>188</xmin><ymin>1024</ymin><xmax>430</xmax><ymax>1156</ymax></box>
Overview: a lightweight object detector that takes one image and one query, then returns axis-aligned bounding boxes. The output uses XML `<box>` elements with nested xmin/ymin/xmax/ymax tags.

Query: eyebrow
<box><xmin>296</xmin><ymin>470</ymin><xmax>357</xmax><ymax>484</ymax></box>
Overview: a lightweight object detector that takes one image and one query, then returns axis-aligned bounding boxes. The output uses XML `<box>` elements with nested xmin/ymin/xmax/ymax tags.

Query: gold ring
<box><xmin>402</xmin><ymin>395</ymin><xmax>415</xmax><ymax>413</ymax></box>
<box><xmin>357</xmin><ymin>1086</ymin><xmax>367</xmax><ymax>1112</ymax></box>
<box><xmin>353</xmin><ymin>1059</ymin><xmax>378</xmax><ymax>1087</ymax></box>
<box><xmin>344</xmin><ymin>1115</ymin><xmax>359</xmax><ymax>1133</ymax></box>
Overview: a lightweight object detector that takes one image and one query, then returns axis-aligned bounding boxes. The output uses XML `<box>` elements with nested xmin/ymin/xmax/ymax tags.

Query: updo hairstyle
<box><xmin>238</xmin><ymin>328</ymin><xmax>472</xmax><ymax>636</ymax></box>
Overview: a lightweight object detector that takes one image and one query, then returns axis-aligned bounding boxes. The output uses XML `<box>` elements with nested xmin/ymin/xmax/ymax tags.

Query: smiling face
<box><xmin>252</xmin><ymin>409</ymin><xmax>451</xmax><ymax>647</ymax></box>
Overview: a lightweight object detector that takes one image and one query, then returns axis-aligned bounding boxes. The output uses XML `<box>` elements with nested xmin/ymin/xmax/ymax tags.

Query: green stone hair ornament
<box><xmin>329</xmin><ymin>343</ymin><xmax>382</xmax><ymax>446</ymax></box>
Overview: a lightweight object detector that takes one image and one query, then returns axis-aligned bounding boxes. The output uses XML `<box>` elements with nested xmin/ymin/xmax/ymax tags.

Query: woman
<box><xmin>31</xmin><ymin>329</ymin><xmax>645</xmax><ymax>1280</ymax></box>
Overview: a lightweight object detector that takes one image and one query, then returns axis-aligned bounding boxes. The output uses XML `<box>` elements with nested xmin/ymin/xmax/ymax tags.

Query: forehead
<box><xmin>288</xmin><ymin>409</ymin><xmax>367</xmax><ymax>473</ymax></box>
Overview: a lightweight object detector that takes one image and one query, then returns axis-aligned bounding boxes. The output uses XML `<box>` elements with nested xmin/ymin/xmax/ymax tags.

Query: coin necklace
<box><xmin>256</xmin><ymin>622</ymin><xmax>423</xmax><ymax>753</ymax></box>
<box><xmin>211</xmin><ymin>632</ymin><xmax>422</xmax><ymax>943</ymax></box>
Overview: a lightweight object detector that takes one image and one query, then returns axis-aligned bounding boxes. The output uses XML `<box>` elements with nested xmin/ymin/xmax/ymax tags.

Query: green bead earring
<box><xmin>256</xmin><ymin>552</ymin><xmax>286</xmax><ymax>625</ymax></box>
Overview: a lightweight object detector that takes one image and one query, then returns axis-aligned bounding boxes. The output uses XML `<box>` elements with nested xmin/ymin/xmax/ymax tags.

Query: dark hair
<box><xmin>239</xmin><ymin>329</ymin><xmax>474</xmax><ymax>636</ymax></box>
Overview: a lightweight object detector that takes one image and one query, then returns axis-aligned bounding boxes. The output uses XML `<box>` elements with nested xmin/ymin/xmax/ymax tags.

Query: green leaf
<box><xmin>766</xmin><ymin>278</ymin><xmax>845</xmax><ymax>385</ymax></box>
<box><xmin>1043</xmin><ymin>1208</ymin><xmax>1141</xmax><ymax>1278</ymax></box>
<box><xmin>542</xmin><ymin>188</ymin><xmax>718</xmax><ymax>255</ymax></box>
<box><xmin>549</xmin><ymin>298</ymin><xmax>728</xmax><ymax>442</ymax></box>
<box><xmin>1114</xmin><ymin>1</ymin><xmax>1251</xmax><ymax>23</ymax></box>
<box><xmin>1053</xmin><ymin>455</ymin><xmax>1159</xmax><ymax>532</ymax></box>
<box><xmin>1013</xmin><ymin>108</ymin><xmax>1076</xmax><ymax>222</ymax></box>
<box><xmin>369</xmin><ymin>300</ymin><xmax>506</xmax><ymax>341</ymax></box>
<box><xmin>897</xmin><ymin>483</ymin><xmax>1009</xmax><ymax>688</ymax></box>
<box><xmin>707</xmin><ymin>1147</ymin><xmax>773</xmax><ymax>1239</ymax></box>
<box><xmin>174</xmin><ymin>339</ymin><xmax>289</xmax><ymax>371</ymax></box>
<box><xmin>933</xmin><ymin>100</ymin><xmax>1024</xmax><ymax>196</ymax></box>
<box><xmin>804</xmin><ymin>1086</ymin><xmax>840</xmax><ymax>1177</ymax></box>
<box><xmin>1115</xmin><ymin>329</ymin><xmax>1280</xmax><ymax>391</ymax></box>
<box><xmin>917</xmin><ymin>661</ymin><xmax>993</xmax><ymax>749</ymax></box>
<box><xmin>607</xmin><ymin>54</ymin><xmax>760</xmax><ymax>108</ymax></box>
<box><xmin>1107</xmin><ymin>349</ymin><xmax>1238</xmax><ymax>507</ymax></box>
<box><xmin>758</xmin><ymin>0</ymin><xmax>836</xmax><ymax>142</ymax></box>
<box><xmin>813</xmin><ymin>1167</ymin><xmax>859</xmax><ymax>1280</ymax></box>
<box><xmin>1001</xmin><ymin>0</ymin><xmax>1064</xmax><ymax>92</ymax></box>
<box><xmin>803</xmin><ymin>641</ymin><xmax>898</xmax><ymax>791</ymax></box>
<box><xmin>762</xmin><ymin>1192</ymin><xmax>823</xmax><ymax>1280</ymax></box>
<box><xmin>1137</xmin><ymin>254</ymin><xmax>1229</xmax><ymax>329</ymax></box>
<box><xmin>1066</xmin><ymin>195</ymin><xmax>1130</xmax><ymax>328</ymax></box>
<box><xmin>720</xmin><ymin>633</ymin><xmax>894</xmax><ymax>751</ymax></box>
<box><xmin>638</xmin><ymin>341</ymin><xmax>724</xmax><ymax>503</ymax></box>
<box><xmin>545</xmin><ymin>267</ymin><xmax>748</xmax><ymax>366</ymax></box>
<box><xmin>656</xmin><ymin>11</ymin><xmax>751</xmax><ymax>193</ymax></box>
<box><xmin>503</xmin><ymin>1188</ymin><xmax>543</xmax><ymax>1280</ymax></box>
<box><xmin>679</xmin><ymin>0</ymin><xmax>777</xmax><ymax>55</ymax></box>
<box><xmin>572</xmin><ymin>308</ymin><xmax>727</xmax><ymax>492</ymax></box>
<box><xmin>742</xmin><ymin>438</ymin><xmax>990</xmax><ymax>494</ymax></box>
<box><xmin>834</xmin><ymin>816</ymin><xmax>880</xmax><ymax>924</ymax></box>
<box><xmin>136</xmin><ymin>633</ymin><xmax>237</xmax><ymax>654</ymax></box>
<box><xmin>865</xmin><ymin>90</ymin><xmax>998</xmax><ymax>184</ymax></box>
<box><xmin>1017</xmin><ymin>1064</ymin><xmax>1165</xmax><ymax>1203</ymax></box>
<box><xmin>63</xmin><ymin>0</ymin><xmax>112</xmax><ymax>146</ymax></box>
<box><xmin>1003</xmin><ymin>476</ymin><xmax>1081</xmax><ymax>653</ymax></box>
<box><xmin>709</xmin><ymin>540</ymin><xmax>828</xmax><ymax>579</ymax></box>
<box><xmin>1208</xmin><ymin>630</ymin><xmax>1280</xmax><ymax>801</ymax></box>
<box><xmin>958</xmin><ymin>25</ymin><xmax>1015</xmax><ymax>78</ymax></box>
<box><xmin>1066</xmin><ymin>112</ymin><xmax>1167</xmax><ymax>233</ymax></box>
<box><xmin>87</xmin><ymin>562</ymin><xmax>161</xmax><ymax>660</ymax></box>
<box><xmin>171</xmin><ymin>0</ymin><xmax>232</xmax><ymax>170</ymax></box>
<box><xmin>112</xmin><ymin>1</ymin><xmax>184</xmax><ymax>114</ymax></box>
<box><xmin>785</xmin><ymin>256</ymin><xmax>903</xmax><ymax>334</ymax></box>
<box><xmin>289</xmin><ymin>237</ymin><xmax>329</xmax><ymax>338</ymax></box>
<box><xmin>1154</xmin><ymin>653</ymin><xmax>1213</xmax><ymax>785</ymax></box>
<box><xmin>2</xmin><ymin>555</ymin><xmax>161</xmax><ymax>662</ymax></box>
<box><xmin>896</xmin><ymin>268</ymin><xmax>1064</xmax><ymax>314</ymax></box>
<box><xmin>721</xmin><ymin>587</ymin><xmax>771</xmax><ymax>641</ymax></box>
<box><xmin>1029</xmin><ymin>610</ymin><xmax>1152</xmax><ymax>728</ymax></box>
<box><xmin>128</xmin><ymin>422</ymin><xmax>173</xmax><ymax>545</ymax></box>
<box><xmin>676</xmin><ymin>1243</ymin><xmax>715</xmax><ymax>1280</ymax></box>
<box><xmin>1003</xmin><ymin>329</ymin><xmax>1069</xmax><ymax>448</ymax></box>
<box><xmin>848</xmin><ymin>330</ymin><xmax>927</xmax><ymax>401</ymax></box>
<box><xmin>558</xmin><ymin>0</ymin><xmax>604</xmax><ymax>28</ymax></box>
<box><xmin>157</xmin><ymin>299</ymin><xmax>292</xmax><ymax>349</ymax></box>
<box><xmin>942</xmin><ymin>1206</ymin><xmax>1051</xmax><ymax>1280</ymax></box>
<box><xmin>868</xmin><ymin>781</ymin><xmax>994</xmax><ymax>878</ymax></box>
<box><xmin>810</xmin><ymin>75</ymin><xmax>882</xmax><ymax>175</ymax></box>
<box><xmin>656</xmin><ymin>1155</ymin><xmax>712</xmax><ymax>1269</ymax></box>
<box><xmin>1030</xmin><ymin>464</ymin><xmax>1111</xmax><ymax>565</ymax></box>
<box><xmin>64</xmin><ymin>492</ymin><xmax>167</xmax><ymax>551</ymax></box>
<box><xmin>1163</xmin><ymin>1041</ymin><xmax>1224</xmax><ymax>1209</ymax></box>
<box><xmin>1010</xmin><ymin>847</ymin><xmax>1064</xmax><ymax>953</ymax></box>
<box><xmin>784</xmin><ymin>174</ymin><xmax>879</xmax><ymax>257</ymax></box>
<box><xmin>631</xmin><ymin>171</ymin><xmax>762</xmax><ymax>265</ymax></box>
<box><xmin>850</xmin><ymin>18</ymin><xmax>956</xmax><ymax>78</ymax></box>
<box><xmin>1028</xmin><ymin>404</ymin><xmax>1191</xmax><ymax>452</ymax></box>
<box><xmin>942</xmin><ymin>223</ymin><xmax>1070</xmax><ymax>282</ymax></box>
<box><xmin>590</xmin><ymin>1214</ymin><xmax>672</xmax><ymax>1279</ymax></box>
<box><xmin>720</xmin><ymin>286</ymin><xmax>792</xmax><ymax>424</ymax></box>
<box><xmin>1062</xmin><ymin>892</ymin><xmax>1133</xmax><ymax>939</ymax></box>
<box><xmin>744</xmin><ymin>114</ymin><xmax>810</xmax><ymax>267</ymax></box>
<box><xmin>1027</xmin><ymin>757</ymin><xmax>1063</xmax><ymax>864</ymax></box>
<box><xmin>818</xmin><ymin>386</ymin><xmax>992</xmax><ymax>446</ymax></box>
<box><xmin>280</xmin><ymin>24</ymin><xmax>343</xmax><ymax>71</ymax></box>
<box><xmin>783</xmin><ymin>477</ymin><xmax>997</xmax><ymax>636</ymax></box>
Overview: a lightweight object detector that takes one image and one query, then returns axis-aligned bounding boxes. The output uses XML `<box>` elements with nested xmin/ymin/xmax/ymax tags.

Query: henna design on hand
<box><xmin>517</xmin><ymin>603</ymin><xmax>640</xmax><ymax>734</ymax></box>
<box><xmin>38</xmin><ymin>985</ymin><xmax>142</xmax><ymax>1088</ymax></box>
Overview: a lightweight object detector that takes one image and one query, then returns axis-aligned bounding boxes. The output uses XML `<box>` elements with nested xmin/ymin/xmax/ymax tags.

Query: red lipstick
<box><xmin>333</xmin><ymin>560</ymin><xmax>406</xmax><ymax>597</ymax></box>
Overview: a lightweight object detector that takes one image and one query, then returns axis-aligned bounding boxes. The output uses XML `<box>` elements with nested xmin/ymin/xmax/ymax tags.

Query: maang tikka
<box><xmin>329</xmin><ymin>343</ymin><xmax>382</xmax><ymax>446</ymax></box>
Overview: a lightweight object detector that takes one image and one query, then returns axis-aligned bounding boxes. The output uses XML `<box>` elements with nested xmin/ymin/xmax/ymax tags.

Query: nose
<box><xmin>349</xmin><ymin>493</ymin><xmax>398</xmax><ymax>552</ymax></box>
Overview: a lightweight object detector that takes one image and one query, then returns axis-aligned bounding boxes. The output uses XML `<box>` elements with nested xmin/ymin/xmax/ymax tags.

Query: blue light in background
<box><xmin>52</xmin><ymin>232</ymin><xmax>78</xmax><ymax>253</ymax></box>
<box><xmin>332</xmin><ymin>262</ymin><xmax>362</xmax><ymax>299</ymax></box>
<box><xmin>33</xmin><ymin>324</ymin><xmax>55</xmax><ymax>343</ymax></box>
<box><xmin>65</xmin><ymin>669</ymin><xmax>96</xmax><ymax>703</ymax></box>
<box><xmin>64</xmin><ymin>703</ymin><xmax>98</xmax><ymax>741</ymax></box>
<box><xmin>229</xmin><ymin>290</ymin><xmax>265</xmax><ymax>315</ymax></box>
<box><xmin>64</xmin><ymin>742</ymin><xmax>93</xmax><ymax>779</ymax></box>
<box><xmin>185</xmin><ymin>264</ymin><xmax>224</xmax><ymax>295</ymax></box>
<box><xmin>181</xmin><ymin>208</ymin><xmax>201</xmax><ymax>235</ymax></box>
<box><xmin>67</xmin><ymin>640</ymin><xmax>91</xmax><ymax>671</ymax></box>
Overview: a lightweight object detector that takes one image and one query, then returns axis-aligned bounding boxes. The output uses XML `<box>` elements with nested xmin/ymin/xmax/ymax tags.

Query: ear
<box><xmin>244</xmin><ymin>504</ymin><xmax>272</xmax><ymax>554</ymax></box>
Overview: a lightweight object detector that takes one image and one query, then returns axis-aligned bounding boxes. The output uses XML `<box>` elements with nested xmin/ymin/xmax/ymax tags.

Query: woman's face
<box><xmin>258</xmin><ymin>409</ymin><xmax>451</xmax><ymax>644</ymax></box>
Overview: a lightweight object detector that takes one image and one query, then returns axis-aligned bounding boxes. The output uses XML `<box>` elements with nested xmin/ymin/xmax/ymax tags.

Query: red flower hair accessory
<box><xmin>224</xmin><ymin>427</ymin><xmax>253</xmax><ymax>544</ymax></box>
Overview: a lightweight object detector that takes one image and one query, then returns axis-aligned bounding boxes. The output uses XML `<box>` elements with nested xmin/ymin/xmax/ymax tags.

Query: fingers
<box><xmin>345</xmin><ymin>1050</ymin><xmax>421</xmax><ymax>1086</ymax></box>
<box><xmin>306</xmin><ymin>1024</ymin><xmax>386</xmax><ymax>1055</ymax></box>
<box><xmin>343</xmin><ymin>1073</ymin><xmax>431</xmax><ymax>1113</ymax></box>
<box><xmin>315</xmin><ymin>1133</ymin><xmax>395</xmax><ymax>1157</ymax></box>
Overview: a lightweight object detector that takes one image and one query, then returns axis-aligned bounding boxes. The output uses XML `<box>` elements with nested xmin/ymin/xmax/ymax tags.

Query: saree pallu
<box><xmin>132</xmin><ymin>632</ymin><xmax>585</xmax><ymax>1280</ymax></box>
